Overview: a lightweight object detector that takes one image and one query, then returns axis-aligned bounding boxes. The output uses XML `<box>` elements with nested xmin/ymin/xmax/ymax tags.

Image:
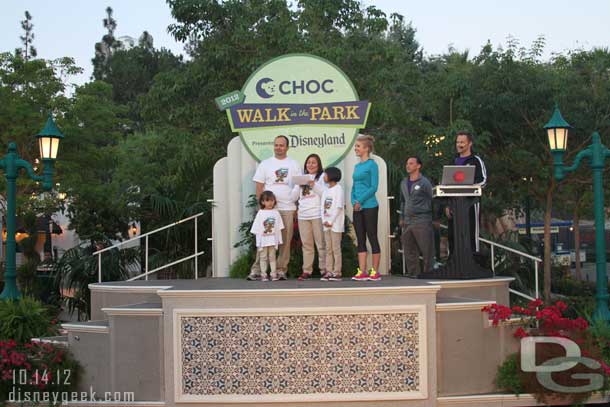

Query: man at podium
<box><xmin>446</xmin><ymin>131</ymin><xmax>487</xmax><ymax>254</ymax></box>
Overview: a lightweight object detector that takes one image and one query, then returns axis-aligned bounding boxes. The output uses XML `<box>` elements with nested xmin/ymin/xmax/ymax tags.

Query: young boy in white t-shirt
<box><xmin>320</xmin><ymin>167</ymin><xmax>344</xmax><ymax>281</ymax></box>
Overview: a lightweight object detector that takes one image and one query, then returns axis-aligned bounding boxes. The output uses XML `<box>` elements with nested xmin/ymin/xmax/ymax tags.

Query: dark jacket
<box><xmin>454</xmin><ymin>153</ymin><xmax>487</xmax><ymax>187</ymax></box>
<box><xmin>400</xmin><ymin>175</ymin><xmax>433</xmax><ymax>225</ymax></box>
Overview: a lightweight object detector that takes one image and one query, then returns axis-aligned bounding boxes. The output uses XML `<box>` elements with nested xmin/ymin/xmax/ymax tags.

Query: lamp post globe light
<box><xmin>0</xmin><ymin>113</ymin><xmax>62</xmax><ymax>300</ymax></box>
<box><xmin>545</xmin><ymin>105</ymin><xmax>610</xmax><ymax>322</ymax></box>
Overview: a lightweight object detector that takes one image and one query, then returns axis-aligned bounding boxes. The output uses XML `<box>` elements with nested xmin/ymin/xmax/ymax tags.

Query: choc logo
<box><xmin>255</xmin><ymin>78</ymin><xmax>334</xmax><ymax>99</ymax></box>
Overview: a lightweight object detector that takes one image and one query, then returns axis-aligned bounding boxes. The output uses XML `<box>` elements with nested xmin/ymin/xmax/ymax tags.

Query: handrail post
<box><xmin>145</xmin><ymin>235</ymin><xmax>149</xmax><ymax>281</ymax></box>
<box><xmin>491</xmin><ymin>245</ymin><xmax>495</xmax><ymax>277</ymax></box>
<box><xmin>194</xmin><ymin>217</ymin><xmax>198</xmax><ymax>280</ymax></box>
<box><xmin>535</xmin><ymin>260</ymin><xmax>540</xmax><ymax>299</ymax></box>
<box><xmin>387</xmin><ymin>196</ymin><xmax>394</xmax><ymax>273</ymax></box>
<box><xmin>98</xmin><ymin>253</ymin><xmax>102</xmax><ymax>283</ymax></box>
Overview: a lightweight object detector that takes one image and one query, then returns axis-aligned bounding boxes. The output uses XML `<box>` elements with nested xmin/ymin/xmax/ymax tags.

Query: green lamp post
<box><xmin>545</xmin><ymin>105</ymin><xmax>610</xmax><ymax>322</ymax></box>
<box><xmin>0</xmin><ymin>113</ymin><xmax>63</xmax><ymax>300</ymax></box>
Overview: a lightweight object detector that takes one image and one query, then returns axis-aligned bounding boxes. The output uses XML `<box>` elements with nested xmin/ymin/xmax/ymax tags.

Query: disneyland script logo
<box><xmin>217</xmin><ymin>54</ymin><xmax>371</xmax><ymax>165</ymax></box>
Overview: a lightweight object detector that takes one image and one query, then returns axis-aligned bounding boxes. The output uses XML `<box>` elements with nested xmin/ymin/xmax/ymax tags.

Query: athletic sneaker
<box><xmin>246</xmin><ymin>273</ymin><xmax>260</xmax><ymax>281</ymax></box>
<box><xmin>320</xmin><ymin>272</ymin><xmax>330</xmax><ymax>281</ymax></box>
<box><xmin>328</xmin><ymin>273</ymin><xmax>342</xmax><ymax>281</ymax></box>
<box><xmin>278</xmin><ymin>272</ymin><xmax>287</xmax><ymax>281</ymax></box>
<box><xmin>261</xmin><ymin>274</ymin><xmax>270</xmax><ymax>282</ymax></box>
<box><xmin>352</xmin><ymin>268</ymin><xmax>369</xmax><ymax>281</ymax></box>
<box><xmin>368</xmin><ymin>268</ymin><xmax>381</xmax><ymax>281</ymax></box>
<box><xmin>297</xmin><ymin>273</ymin><xmax>312</xmax><ymax>281</ymax></box>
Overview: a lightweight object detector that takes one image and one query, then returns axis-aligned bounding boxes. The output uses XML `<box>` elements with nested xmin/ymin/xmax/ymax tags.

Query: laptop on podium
<box><xmin>434</xmin><ymin>165</ymin><xmax>480</xmax><ymax>197</ymax></box>
<box><xmin>441</xmin><ymin>165</ymin><xmax>476</xmax><ymax>185</ymax></box>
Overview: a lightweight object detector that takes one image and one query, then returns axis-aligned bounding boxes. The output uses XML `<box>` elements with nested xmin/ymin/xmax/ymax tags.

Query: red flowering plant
<box><xmin>0</xmin><ymin>339</ymin><xmax>82</xmax><ymax>406</ymax></box>
<box><xmin>483</xmin><ymin>298</ymin><xmax>610</xmax><ymax>405</ymax></box>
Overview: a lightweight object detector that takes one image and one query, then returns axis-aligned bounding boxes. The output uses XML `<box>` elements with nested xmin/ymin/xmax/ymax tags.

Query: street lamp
<box><xmin>0</xmin><ymin>113</ymin><xmax>62</xmax><ymax>300</ymax></box>
<box><xmin>545</xmin><ymin>105</ymin><xmax>610</xmax><ymax>322</ymax></box>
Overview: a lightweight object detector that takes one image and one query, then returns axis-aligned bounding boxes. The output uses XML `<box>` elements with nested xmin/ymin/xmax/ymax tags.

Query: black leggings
<box><xmin>353</xmin><ymin>206</ymin><xmax>381</xmax><ymax>254</ymax></box>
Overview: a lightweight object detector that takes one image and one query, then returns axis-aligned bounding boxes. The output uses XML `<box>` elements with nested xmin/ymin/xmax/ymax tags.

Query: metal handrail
<box><xmin>509</xmin><ymin>288</ymin><xmax>536</xmax><ymax>302</ymax></box>
<box><xmin>92</xmin><ymin>212</ymin><xmax>204</xmax><ymax>255</ymax></box>
<box><xmin>479</xmin><ymin>237</ymin><xmax>541</xmax><ymax>300</ymax></box>
<box><xmin>95</xmin><ymin>212</ymin><xmax>205</xmax><ymax>283</ymax></box>
<box><xmin>479</xmin><ymin>237</ymin><xmax>542</xmax><ymax>262</ymax></box>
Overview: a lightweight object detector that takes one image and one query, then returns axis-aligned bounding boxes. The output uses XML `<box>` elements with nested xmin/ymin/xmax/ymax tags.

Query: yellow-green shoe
<box><xmin>352</xmin><ymin>267</ymin><xmax>369</xmax><ymax>281</ymax></box>
<box><xmin>368</xmin><ymin>268</ymin><xmax>381</xmax><ymax>281</ymax></box>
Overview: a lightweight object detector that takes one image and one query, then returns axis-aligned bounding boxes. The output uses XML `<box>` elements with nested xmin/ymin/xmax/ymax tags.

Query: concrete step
<box><xmin>31</xmin><ymin>335</ymin><xmax>69</xmax><ymax>347</ymax></box>
<box><xmin>62</xmin><ymin>320</ymin><xmax>110</xmax><ymax>334</ymax></box>
<box><xmin>101</xmin><ymin>302</ymin><xmax>162</xmax><ymax>317</ymax></box>
<box><xmin>436</xmin><ymin>295</ymin><xmax>495</xmax><ymax>311</ymax></box>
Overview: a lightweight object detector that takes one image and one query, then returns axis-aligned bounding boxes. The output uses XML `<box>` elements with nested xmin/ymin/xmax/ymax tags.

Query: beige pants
<box><xmin>250</xmin><ymin>210</ymin><xmax>295</xmax><ymax>276</ymax></box>
<box><xmin>324</xmin><ymin>230</ymin><xmax>342</xmax><ymax>275</ymax></box>
<box><xmin>298</xmin><ymin>218</ymin><xmax>326</xmax><ymax>274</ymax></box>
<box><xmin>259</xmin><ymin>246</ymin><xmax>276</xmax><ymax>277</ymax></box>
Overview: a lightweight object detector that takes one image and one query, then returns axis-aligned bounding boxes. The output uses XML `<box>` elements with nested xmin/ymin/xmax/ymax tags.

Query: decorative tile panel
<box><xmin>177</xmin><ymin>311</ymin><xmax>422</xmax><ymax>399</ymax></box>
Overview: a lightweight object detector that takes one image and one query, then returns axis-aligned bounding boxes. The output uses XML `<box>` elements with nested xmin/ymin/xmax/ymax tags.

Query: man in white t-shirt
<box><xmin>248</xmin><ymin>135</ymin><xmax>302</xmax><ymax>280</ymax></box>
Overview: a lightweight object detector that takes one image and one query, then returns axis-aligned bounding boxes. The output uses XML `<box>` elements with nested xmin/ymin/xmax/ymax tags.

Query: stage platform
<box><xmin>90</xmin><ymin>275</ymin><xmax>436</xmax><ymax>289</ymax></box>
<box><xmin>57</xmin><ymin>276</ymin><xmax>606</xmax><ymax>407</ymax></box>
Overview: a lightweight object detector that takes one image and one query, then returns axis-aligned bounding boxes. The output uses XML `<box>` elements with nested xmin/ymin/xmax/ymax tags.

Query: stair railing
<box><xmin>92</xmin><ymin>212</ymin><xmax>205</xmax><ymax>283</ymax></box>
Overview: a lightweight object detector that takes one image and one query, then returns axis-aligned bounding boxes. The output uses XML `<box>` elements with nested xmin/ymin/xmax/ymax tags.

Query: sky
<box><xmin>1</xmin><ymin>0</ymin><xmax>609</xmax><ymax>87</ymax></box>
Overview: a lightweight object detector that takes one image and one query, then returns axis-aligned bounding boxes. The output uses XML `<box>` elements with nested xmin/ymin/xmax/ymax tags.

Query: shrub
<box><xmin>229</xmin><ymin>251</ymin><xmax>254</xmax><ymax>279</ymax></box>
<box><xmin>495</xmin><ymin>353</ymin><xmax>523</xmax><ymax>395</ymax></box>
<box><xmin>0</xmin><ymin>297</ymin><xmax>59</xmax><ymax>343</ymax></box>
<box><xmin>16</xmin><ymin>261</ymin><xmax>38</xmax><ymax>297</ymax></box>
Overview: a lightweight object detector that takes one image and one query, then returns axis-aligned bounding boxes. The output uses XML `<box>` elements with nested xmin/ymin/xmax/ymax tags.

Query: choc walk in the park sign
<box><xmin>216</xmin><ymin>54</ymin><xmax>371</xmax><ymax>165</ymax></box>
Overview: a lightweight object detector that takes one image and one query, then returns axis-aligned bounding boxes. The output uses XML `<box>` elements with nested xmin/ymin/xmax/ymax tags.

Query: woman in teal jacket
<box><xmin>351</xmin><ymin>134</ymin><xmax>381</xmax><ymax>281</ymax></box>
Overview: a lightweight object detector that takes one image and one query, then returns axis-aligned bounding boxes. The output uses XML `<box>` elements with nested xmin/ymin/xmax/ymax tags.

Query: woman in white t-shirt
<box><xmin>291</xmin><ymin>154</ymin><xmax>327</xmax><ymax>281</ymax></box>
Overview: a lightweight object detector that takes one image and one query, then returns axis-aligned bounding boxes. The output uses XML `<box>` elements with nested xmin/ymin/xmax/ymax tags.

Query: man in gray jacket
<box><xmin>400</xmin><ymin>156</ymin><xmax>435</xmax><ymax>277</ymax></box>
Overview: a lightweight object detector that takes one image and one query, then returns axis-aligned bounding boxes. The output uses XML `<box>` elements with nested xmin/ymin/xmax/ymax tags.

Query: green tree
<box><xmin>92</xmin><ymin>6</ymin><xmax>121</xmax><ymax>80</ymax></box>
<box><xmin>112</xmin><ymin>128</ymin><xmax>217</xmax><ymax>275</ymax></box>
<box><xmin>17</xmin><ymin>11</ymin><xmax>37</xmax><ymax>61</ymax></box>
<box><xmin>101</xmin><ymin>45</ymin><xmax>182</xmax><ymax>130</ymax></box>
<box><xmin>57</xmin><ymin>81</ymin><xmax>131</xmax><ymax>244</ymax></box>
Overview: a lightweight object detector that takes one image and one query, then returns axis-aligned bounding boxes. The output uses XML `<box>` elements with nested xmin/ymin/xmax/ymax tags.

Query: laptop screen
<box><xmin>441</xmin><ymin>165</ymin><xmax>476</xmax><ymax>185</ymax></box>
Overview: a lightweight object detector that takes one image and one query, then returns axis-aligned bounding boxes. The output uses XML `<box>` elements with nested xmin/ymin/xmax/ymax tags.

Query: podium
<box><xmin>418</xmin><ymin>185</ymin><xmax>492</xmax><ymax>279</ymax></box>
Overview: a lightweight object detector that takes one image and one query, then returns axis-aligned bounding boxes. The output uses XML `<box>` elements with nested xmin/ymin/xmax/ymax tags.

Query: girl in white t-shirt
<box><xmin>250</xmin><ymin>191</ymin><xmax>285</xmax><ymax>281</ymax></box>
<box><xmin>320</xmin><ymin>167</ymin><xmax>344</xmax><ymax>281</ymax></box>
<box><xmin>291</xmin><ymin>154</ymin><xmax>327</xmax><ymax>281</ymax></box>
